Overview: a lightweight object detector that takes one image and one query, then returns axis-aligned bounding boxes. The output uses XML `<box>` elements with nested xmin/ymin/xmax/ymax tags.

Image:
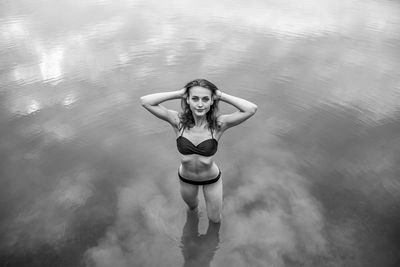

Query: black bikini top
<box><xmin>176</xmin><ymin>126</ymin><xmax>218</xmax><ymax>157</ymax></box>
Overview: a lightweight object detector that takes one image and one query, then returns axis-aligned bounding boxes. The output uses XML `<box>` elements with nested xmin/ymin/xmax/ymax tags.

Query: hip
<box><xmin>178</xmin><ymin>170</ymin><xmax>221</xmax><ymax>186</ymax></box>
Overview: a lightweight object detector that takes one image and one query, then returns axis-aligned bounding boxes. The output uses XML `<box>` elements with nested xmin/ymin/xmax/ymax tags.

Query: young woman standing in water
<box><xmin>140</xmin><ymin>79</ymin><xmax>257</xmax><ymax>223</ymax></box>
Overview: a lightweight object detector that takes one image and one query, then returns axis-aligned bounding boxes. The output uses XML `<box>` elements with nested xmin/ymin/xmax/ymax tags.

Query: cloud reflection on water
<box><xmin>1</xmin><ymin>0</ymin><xmax>400</xmax><ymax>266</ymax></box>
<box><xmin>83</xmin><ymin>127</ymin><xmax>328</xmax><ymax>267</ymax></box>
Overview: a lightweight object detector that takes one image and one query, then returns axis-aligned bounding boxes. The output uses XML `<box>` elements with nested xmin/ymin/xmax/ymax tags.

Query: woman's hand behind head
<box><xmin>179</xmin><ymin>87</ymin><xmax>188</xmax><ymax>99</ymax></box>
<box><xmin>214</xmin><ymin>89</ymin><xmax>222</xmax><ymax>101</ymax></box>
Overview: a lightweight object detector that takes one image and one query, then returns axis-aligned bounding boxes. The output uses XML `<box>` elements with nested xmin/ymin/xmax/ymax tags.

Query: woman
<box><xmin>140</xmin><ymin>79</ymin><xmax>257</xmax><ymax>223</ymax></box>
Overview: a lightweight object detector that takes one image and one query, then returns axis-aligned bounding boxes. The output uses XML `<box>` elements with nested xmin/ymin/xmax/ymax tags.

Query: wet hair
<box><xmin>179</xmin><ymin>79</ymin><xmax>220</xmax><ymax>132</ymax></box>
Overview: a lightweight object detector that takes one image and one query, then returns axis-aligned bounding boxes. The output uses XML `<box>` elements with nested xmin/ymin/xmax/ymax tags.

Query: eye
<box><xmin>202</xmin><ymin>97</ymin><xmax>210</xmax><ymax>102</ymax></box>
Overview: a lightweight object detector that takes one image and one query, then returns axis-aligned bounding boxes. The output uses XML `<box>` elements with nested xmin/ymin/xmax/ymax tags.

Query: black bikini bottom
<box><xmin>178</xmin><ymin>170</ymin><xmax>221</xmax><ymax>186</ymax></box>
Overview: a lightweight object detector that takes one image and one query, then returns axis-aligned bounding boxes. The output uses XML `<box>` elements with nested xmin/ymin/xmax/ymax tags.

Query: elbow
<box><xmin>140</xmin><ymin>96</ymin><xmax>149</xmax><ymax>107</ymax></box>
<box><xmin>249</xmin><ymin>104</ymin><xmax>258</xmax><ymax>115</ymax></box>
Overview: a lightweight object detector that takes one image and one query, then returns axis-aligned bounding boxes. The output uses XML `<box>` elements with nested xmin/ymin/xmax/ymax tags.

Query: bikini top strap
<box><xmin>211</xmin><ymin>127</ymin><xmax>214</xmax><ymax>139</ymax></box>
<box><xmin>180</xmin><ymin>125</ymin><xmax>185</xmax><ymax>136</ymax></box>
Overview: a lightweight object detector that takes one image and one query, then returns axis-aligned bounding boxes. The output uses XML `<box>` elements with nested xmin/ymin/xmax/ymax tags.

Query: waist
<box><xmin>178</xmin><ymin>162</ymin><xmax>219</xmax><ymax>181</ymax></box>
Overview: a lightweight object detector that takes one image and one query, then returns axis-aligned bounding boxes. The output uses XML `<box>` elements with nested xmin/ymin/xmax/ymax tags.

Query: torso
<box><xmin>175</xmin><ymin>124</ymin><xmax>221</xmax><ymax>182</ymax></box>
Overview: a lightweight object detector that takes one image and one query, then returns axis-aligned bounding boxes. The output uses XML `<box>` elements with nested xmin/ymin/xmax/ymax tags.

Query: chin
<box><xmin>195</xmin><ymin>110</ymin><xmax>208</xmax><ymax>116</ymax></box>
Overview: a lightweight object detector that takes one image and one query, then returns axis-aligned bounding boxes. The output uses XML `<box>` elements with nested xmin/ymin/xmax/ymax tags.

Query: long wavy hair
<box><xmin>179</xmin><ymin>79</ymin><xmax>220</xmax><ymax>132</ymax></box>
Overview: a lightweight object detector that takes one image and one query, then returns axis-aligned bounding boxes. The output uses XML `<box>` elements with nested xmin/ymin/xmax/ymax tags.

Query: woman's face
<box><xmin>187</xmin><ymin>86</ymin><xmax>214</xmax><ymax>117</ymax></box>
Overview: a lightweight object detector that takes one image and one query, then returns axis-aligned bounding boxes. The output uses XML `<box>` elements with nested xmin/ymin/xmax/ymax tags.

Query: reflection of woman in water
<box><xmin>181</xmin><ymin>209</ymin><xmax>221</xmax><ymax>267</ymax></box>
<box><xmin>140</xmin><ymin>79</ymin><xmax>257</xmax><ymax>222</ymax></box>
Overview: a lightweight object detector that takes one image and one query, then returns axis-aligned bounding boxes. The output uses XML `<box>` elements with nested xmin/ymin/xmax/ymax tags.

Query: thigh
<box><xmin>179</xmin><ymin>180</ymin><xmax>199</xmax><ymax>201</ymax></box>
<box><xmin>203</xmin><ymin>179</ymin><xmax>223</xmax><ymax>210</ymax></box>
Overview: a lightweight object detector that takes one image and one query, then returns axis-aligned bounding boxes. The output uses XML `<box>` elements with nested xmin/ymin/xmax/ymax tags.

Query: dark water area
<box><xmin>1</xmin><ymin>0</ymin><xmax>400</xmax><ymax>266</ymax></box>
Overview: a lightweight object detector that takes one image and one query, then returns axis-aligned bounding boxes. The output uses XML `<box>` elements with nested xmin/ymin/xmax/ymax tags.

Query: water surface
<box><xmin>1</xmin><ymin>0</ymin><xmax>400</xmax><ymax>266</ymax></box>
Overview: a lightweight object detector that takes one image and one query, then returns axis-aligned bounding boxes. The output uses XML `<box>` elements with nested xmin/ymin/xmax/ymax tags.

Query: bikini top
<box><xmin>176</xmin><ymin>126</ymin><xmax>218</xmax><ymax>157</ymax></box>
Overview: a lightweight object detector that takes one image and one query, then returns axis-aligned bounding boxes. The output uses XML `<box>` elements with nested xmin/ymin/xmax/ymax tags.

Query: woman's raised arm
<box><xmin>140</xmin><ymin>88</ymin><xmax>186</xmax><ymax>127</ymax></box>
<box><xmin>216</xmin><ymin>90</ymin><xmax>258</xmax><ymax>131</ymax></box>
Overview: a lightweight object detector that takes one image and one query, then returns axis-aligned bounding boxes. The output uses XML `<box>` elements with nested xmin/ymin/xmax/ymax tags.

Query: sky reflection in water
<box><xmin>1</xmin><ymin>0</ymin><xmax>400</xmax><ymax>266</ymax></box>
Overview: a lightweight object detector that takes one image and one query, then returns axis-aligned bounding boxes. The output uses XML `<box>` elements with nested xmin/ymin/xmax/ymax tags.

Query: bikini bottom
<box><xmin>178</xmin><ymin>170</ymin><xmax>221</xmax><ymax>186</ymax></box>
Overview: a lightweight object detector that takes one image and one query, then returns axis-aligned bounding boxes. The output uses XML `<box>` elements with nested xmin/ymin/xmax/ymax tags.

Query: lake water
<box><xmin>1</xmin><ymin>0</ymin><xmax>400</xmax><ymax>266</ymax></box>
